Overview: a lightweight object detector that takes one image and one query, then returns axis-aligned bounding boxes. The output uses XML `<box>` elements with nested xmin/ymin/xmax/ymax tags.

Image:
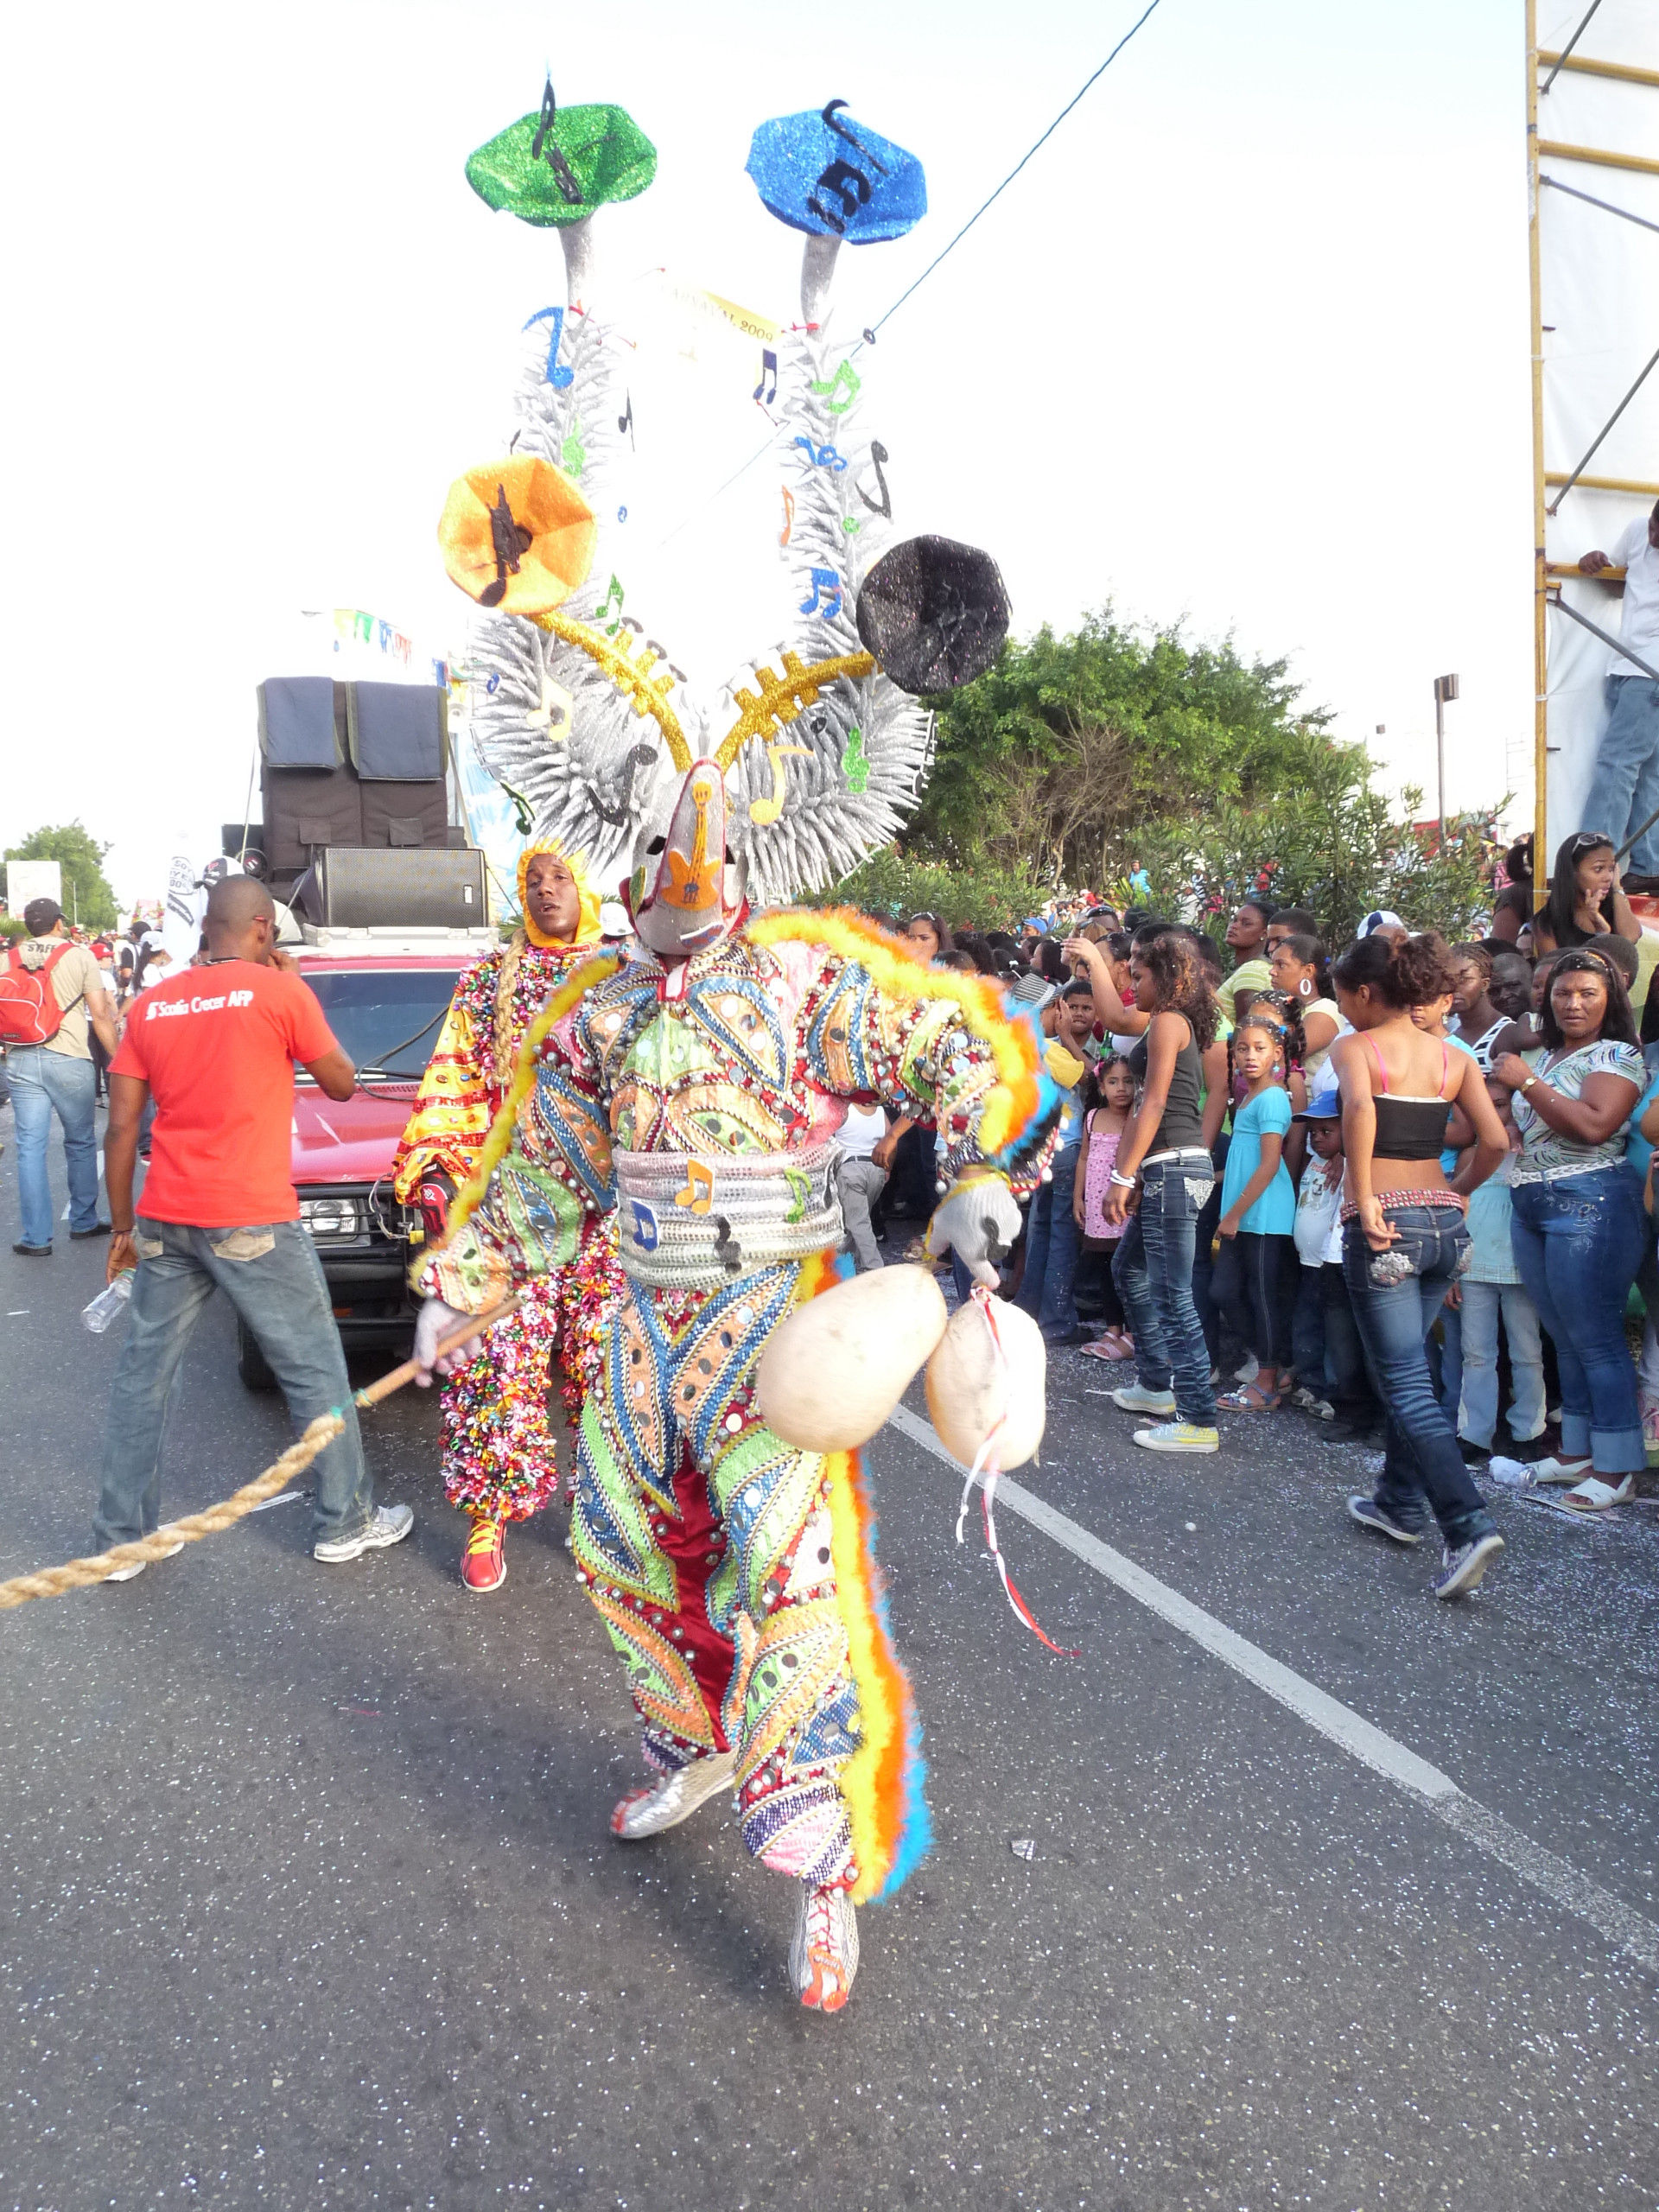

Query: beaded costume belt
<box><xmin>612</xmin><ymin>1142</ymin><xmax>843</xmax><ymax>1289</ymax></box>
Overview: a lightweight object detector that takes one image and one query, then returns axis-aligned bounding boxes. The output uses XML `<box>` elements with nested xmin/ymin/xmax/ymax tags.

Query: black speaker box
<box><xmin>291</xmin><ymin>846</ymin><xmax>486</xmax><ymax>930</ymax></box>
<box><xmin>262</xmin><ymin>761</ymin><xmax>365</xmax><ymax>870</ymax></box>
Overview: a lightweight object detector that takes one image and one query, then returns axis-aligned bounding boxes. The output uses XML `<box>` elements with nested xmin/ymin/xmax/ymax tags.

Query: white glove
<box><xmin>412</xmin><ymin>1297</ymin><xmax>485</xmax><ymax>1386</ymax></box>
<box><xmin>925</xmin><ymin>1175</ymin><xmax>1023</xmax><ymax>1287</ymax></box>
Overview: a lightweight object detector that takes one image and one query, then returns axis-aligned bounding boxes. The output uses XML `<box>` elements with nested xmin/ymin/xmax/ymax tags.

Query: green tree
<box><xmin>797</xmin><ymin>849</ymin><xmax>1048</xmax><ymax>935</ymax></box>
<box><xmin>3</xmin><ymin>822</ymin><xmax>120</xmax><ymax>931</ymax></box>
<box><xmin>914</xmin><ymin>612</ymin><xmax>1326</xmax><ymax>885</ymax></box>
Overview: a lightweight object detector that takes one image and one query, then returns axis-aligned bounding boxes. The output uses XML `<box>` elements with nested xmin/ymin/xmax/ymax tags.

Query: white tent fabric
<box><xmin>1537</xmin><ymin>2</ymin><xmax>1659</xmax><ymax>853</ymax></box>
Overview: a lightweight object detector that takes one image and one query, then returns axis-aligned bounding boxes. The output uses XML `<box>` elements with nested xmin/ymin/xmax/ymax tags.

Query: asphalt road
<box><xmin>4</xmin><ymin>1116</ymin><xmax>1659</xmax><ymax>2211</ymax></box>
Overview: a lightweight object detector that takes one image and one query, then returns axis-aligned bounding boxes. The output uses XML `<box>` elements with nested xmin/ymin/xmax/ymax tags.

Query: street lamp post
<box><xmin>1433</xmin><ymin>675</ymin><xmax>1460</xmax><ymax>851</ymax></box>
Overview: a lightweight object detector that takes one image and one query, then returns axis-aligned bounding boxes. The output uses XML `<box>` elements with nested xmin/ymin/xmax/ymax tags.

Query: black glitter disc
<box><xmin>855</xmin><ymin>535</ymin><xmax>1010</xmax><ymax>693</ymax></box>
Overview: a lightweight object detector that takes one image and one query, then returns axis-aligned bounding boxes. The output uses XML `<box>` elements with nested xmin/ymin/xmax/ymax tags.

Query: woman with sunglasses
<box><xmin>1531</xmin><ymin>830</ymin><xmax>1640</xmax><ymax>957</ymax></box>
<box><xmin>1491</xmin><ymin>950</ymin><xmax>1647</xmax><ymax>1510</ymax></box>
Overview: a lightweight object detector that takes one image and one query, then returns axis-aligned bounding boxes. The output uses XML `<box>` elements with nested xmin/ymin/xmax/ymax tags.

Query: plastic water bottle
<box><xmin>82</xmin><ymin>1273</ymin><xmax>134</xmax><ymax>1334</ymax></box>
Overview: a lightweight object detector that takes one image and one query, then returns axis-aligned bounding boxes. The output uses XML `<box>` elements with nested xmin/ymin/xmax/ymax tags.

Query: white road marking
<box><xmin>885</xmin><ymin>1403</ymin><xmax>1659</xmax><ymax>1975</ymax></box>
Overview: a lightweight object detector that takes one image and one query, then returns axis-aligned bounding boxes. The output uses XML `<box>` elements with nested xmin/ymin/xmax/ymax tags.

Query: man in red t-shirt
<box><xmin>92</xmin><ymin>875</ymin><xmax>413</xmax><ymax>1574</ymax></box>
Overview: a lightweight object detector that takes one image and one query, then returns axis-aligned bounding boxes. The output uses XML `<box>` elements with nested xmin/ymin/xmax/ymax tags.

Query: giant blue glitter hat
<box><xmin>745</xmin><ymin>102</ymin><xmax>925</xmax><ymax>243</ymax></box>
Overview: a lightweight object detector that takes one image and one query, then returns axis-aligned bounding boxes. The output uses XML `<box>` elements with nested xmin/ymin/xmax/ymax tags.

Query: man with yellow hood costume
<box><xmin>410</xmin><ymin>91</ymin><xmax>1058</xmax><ymax>2012</ymax></box>
<box><xmin>392</xmin><ymin>840</ymin><xmax>624</xmax><ymax>1591</ymax></box>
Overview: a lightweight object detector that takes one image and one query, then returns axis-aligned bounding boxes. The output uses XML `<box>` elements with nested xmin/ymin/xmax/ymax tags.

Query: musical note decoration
<box><xmin>626</xmin><ymin>1198</ymin><xmax>660</xmax><ymax>1254</ymax></box>
<box><xmin>842</xmin><ymin>726</ymin><xmax>870</xmax><ymax>795</ymax></box>
<box><xmin>530</xmin><ymin>79</ymin><xmax>587</xmax><ymax>206</ymax></box>
<box><xmin>480</xmin><ymin>483</ymin><xmax>533</xmax><ymax>607</ymax></box>
<box><xmin>712</xmin><ymin>1216</ymin><xmax>743</xmax><ymax>1274</ymax></box>
<box><xmin>779</xmin><ymin>486</ymin><xmax>795</xmax><ymax>547</ymax></box>
<box><xmin>674</xmin><ymin>1160</ymin><xmax>715</xmax><ymax>1215</ymax></box>
<box><xmin>525</xmin><ymin>666</ymin><xmax>575</xmax><ymax>740</ymax></box>
<box><xmin>498</xmin><ymin>778</ymin><xmax>537</xmax><ymax>836</ymax></box>
<box><xmin>618</xmin><ymin>391</ymin><xmax>634</xmax><ymax>444</ymax></box>
<box><xmin>799</xmin><ymin>568</ymin><xmax>842</xmax><ymax>621</ymax></box>
<box><xmin>597</xmin><ymin>575</ymin><xmax>625</xmax><ymax>634</ymax></box>
<box><xmin>855</xmin><ymin>536</ymin><xmax>1012</xmax><ymax>694</ymax></box>
<box><xmin>744</xmin><ymin>107</ymin><xmax>925</xmax><ymax>244</ymax></box>
<box><xmin>748</xmin><ymin>743</ymin><xmax>811</xmax><ymax>827</ymax></box>
<box><xmin>523</xmin><ymin>302</ymin><xmax>575</xmax><ymax>390</ymax></box>
<box><xmin>591</xmin><ymin>741</ymin><xmax>659</xmax><ymax>830</ymax></box>
<box><xmin>467</xmin><ymin>95</ymin><xmax>658</xmax><ymax>229</ymax></box>
<box><xmin>810</xmin><ymin>359</ymin><xmax>861</xmax><ymax>416</ymax></box>
<box><xmin>753</xmin><ymin>347</ymin><xmax>779</xmax><ymax>406</ymax></box>
<box><xmin>856</xmin><ymin>440</ymin><xmax>892</xmax><ymax>519</ymax></box>
<box><xmin>792</xmin><ymin>435</ymin><xmax>848</xmax><ymax>474</ymax></box>
<box><xmin>561</xmin><ymin>418</ymin><xmax>586</xmax><ymax>478</ymax></box>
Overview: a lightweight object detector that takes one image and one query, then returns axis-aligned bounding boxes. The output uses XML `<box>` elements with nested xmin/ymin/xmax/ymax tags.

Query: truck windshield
<box><xmin>301</xmin><ymin>967</ymin><xmax>463</xmax><ymax>1080</ymax></box>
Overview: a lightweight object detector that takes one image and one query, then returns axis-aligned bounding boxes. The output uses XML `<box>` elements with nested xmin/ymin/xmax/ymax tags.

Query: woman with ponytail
<box><xmin>1327</xmin><ymin>931</ymin><xmax>1511</xmax><ymax>1598</ymax></box>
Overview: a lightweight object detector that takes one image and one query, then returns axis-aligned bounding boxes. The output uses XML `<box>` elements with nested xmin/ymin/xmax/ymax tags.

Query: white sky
<box><xmin>2</xmin><ymin>0</ymin><xmax>1540</xmax><ymax>908</ymax></box>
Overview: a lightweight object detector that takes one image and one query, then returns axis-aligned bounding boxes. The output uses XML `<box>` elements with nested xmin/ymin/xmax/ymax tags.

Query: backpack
<box><xmin>0</xmin><ymin>943</ymin><xmax>84</xmax><ymax>1047</ymax></box>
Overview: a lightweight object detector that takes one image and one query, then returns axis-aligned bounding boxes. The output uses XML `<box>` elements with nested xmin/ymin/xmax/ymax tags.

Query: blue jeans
<box><xmin>9</xmin><ymin>1044</ymin><xmax>99</xmax><ymax>1247</ymax></box>
<box><xmin>1510</xmin><ymin>1166</ymin><xmax>1646</xmax><ymax>1473</ymax></box>
<box><xmin>92</xmin><ymin>1220</ymin><xmax>374</xmax><ymax>1553</ymax></box>
<box><xmin>1341</xmin><ymin>1207</ymin><xmax>1494</xmax><ymax>1546</ymax></box>
<box><xmin>1015</xmin><ymin>1142</ymin><xmax>1082</xmax><ymax>1336</ymax></box>
<box><xmin>1112</xmin><ymin>1150</ymin><xmax>1217</xmax><ymax>1425</ymax></box>
<box><xmin>1211</xmin><ymin>1229</ymin><xmax>1298</xmax><ymax>1369</ymax></box>
<box><xmin>1457</xmin><ymin>1279</ymin><xmax>1546</xmax><ymax>1449</ymax></box>
<box><xmin>1582</xmin><ymin>677</ymin><xmax>1659</xmax><ymax>875</ymax></box>
<box><xmin>1292</xmin><ymin>1264</ymin><xmax>1325</xmax><ymax>1387</ymax></box>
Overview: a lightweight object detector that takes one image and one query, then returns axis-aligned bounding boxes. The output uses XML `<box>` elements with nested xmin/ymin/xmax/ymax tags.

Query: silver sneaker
<box><xmin>610</xmin><ymin>1750</ymin><xmax>736</xmax><ymax>1840</ymax></box>
<box><xmin>313</xmin><ymin>1503</ymin><xmax>414</xmax><ymax>1564</ymax></box>
<box><xmin>790</xmin><ymin>1881</ymin><xmax>860</xmax><ymax>2012</ymax></box>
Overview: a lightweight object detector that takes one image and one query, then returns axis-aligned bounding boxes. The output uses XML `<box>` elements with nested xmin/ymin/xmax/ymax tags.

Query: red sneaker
<box><xmin>461</xmin><ymin>1516</ymin><xmax>506</xmax><ymax>1592</ymax></box>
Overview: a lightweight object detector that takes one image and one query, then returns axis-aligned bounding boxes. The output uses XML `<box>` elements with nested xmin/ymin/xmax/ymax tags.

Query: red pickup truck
<box><xmin>238</xmin><ymin>931</ymin><xmax>488</xmax><ymax>1389</ymax></box>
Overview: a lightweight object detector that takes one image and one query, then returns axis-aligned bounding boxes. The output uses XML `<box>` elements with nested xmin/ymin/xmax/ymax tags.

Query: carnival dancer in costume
<box><xmin>411</xmin><ymin>92</ymin><xmax>1050</xmax><ymax>2011</ymax></box>
<box><xmin>392</xmin><ymin>841</ymin><xmax>624</xmax><ymax>1592</ymax></box>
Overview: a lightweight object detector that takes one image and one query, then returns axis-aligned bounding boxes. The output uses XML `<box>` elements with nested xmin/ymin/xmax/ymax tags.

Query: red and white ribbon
<box><xmin>951</xmin><ymin>1289</ymin><xmax>1080</xmax><ymax>1658</ymax></box>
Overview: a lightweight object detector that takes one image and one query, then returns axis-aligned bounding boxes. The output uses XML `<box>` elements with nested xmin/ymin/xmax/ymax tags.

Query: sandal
<box><xmin>1560</xmin><ymin>1475</ymin><xmax>1635</xmax><ymax>1513</ymax></box>
<box><xmin>1217</xmin><ymin>1382</ymin><xmax>1283</xmax><ymax>1413</ymax></box>
<box><xmin>1080</xmin><ymin>1331</ymin><xmax>1134</xmax><ymax>1361</ymax></box>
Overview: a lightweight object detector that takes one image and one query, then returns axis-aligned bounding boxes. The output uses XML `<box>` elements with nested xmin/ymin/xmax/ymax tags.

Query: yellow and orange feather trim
<box><xmin>746</xmin><ymin>906</ymin><xmax>1048</xmax><ymax>1159</ymax></box>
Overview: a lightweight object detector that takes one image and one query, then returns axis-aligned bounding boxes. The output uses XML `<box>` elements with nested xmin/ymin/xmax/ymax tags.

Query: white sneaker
<box><xmin>790</xmin><ymin>1881</ymin><xmax>860</xmax><ymax>2012</ymax></box>
<box><xmin>102</xmin><ymin>1539</ymin><xmax>185</xmax><ymax>1585</ymax></box>
<box><xmin>1112</xmin><ymin>1383</ymin><xmax>1177</xmax><ymax>1415</ymax></box>
<box><xmin>1132</xmin><ymin>1421</ymin><xmax>1219</xmax><ymax>1455</ymax></box>
<box><xmin>1234</xmin><ymin>1354</ymin><xmax>1260</xmax><ymax>1384</ymax></box>
<box><xmin>610</xmin><ymin>1750</ymin><xmax>736</xmax><ymax>1840</ymax></box>
<box><xmin>313</xmin><ymin>1503</ymin><xmax>414</xmax><ymax>1563</ymax></box>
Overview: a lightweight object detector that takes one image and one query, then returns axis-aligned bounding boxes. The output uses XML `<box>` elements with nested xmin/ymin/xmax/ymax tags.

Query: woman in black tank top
<box><xmin>1326</xmin><ymin>931</ymin><xmax>1510</xmax><ymax>1594</ymax></box>
<box><xmin>1102</xmin><ymin>931</ymin><xmax>1221</xmax><ymax>1446</ymax></box>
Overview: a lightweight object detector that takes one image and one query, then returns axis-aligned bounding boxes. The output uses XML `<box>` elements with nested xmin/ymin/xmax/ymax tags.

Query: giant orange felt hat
<box><xmin>437</xmin><ymin>455</ymin><xmax>596</xmax><ymax>615</ymax></box>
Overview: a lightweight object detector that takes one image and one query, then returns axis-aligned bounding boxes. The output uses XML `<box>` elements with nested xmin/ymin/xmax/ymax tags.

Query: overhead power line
<box><xmin>860</xmin><ymin>0</ymin><xmax>1167</xmax><ymax>346</ymax></box>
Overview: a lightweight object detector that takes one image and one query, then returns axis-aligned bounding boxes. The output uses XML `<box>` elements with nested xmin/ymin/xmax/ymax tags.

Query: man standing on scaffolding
<box><xmin>1578</xmin><ymin>500</ymin><xmax>1659</xmax><ymax>893</ymax></box>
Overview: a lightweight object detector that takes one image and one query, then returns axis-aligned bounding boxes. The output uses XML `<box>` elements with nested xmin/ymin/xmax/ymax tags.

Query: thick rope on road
<box><xmin>0</xmin><ymin>1412</ymin><xmax>345</xmax><ymax>1611</ymax></box>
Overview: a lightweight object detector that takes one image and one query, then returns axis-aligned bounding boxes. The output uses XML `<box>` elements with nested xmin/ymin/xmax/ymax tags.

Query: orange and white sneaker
<box><xmin>790</xmin><ymin>1881</ymin><xmax>860</xmax><ymax>2013</ymax></box>
<box><xmin>461</xmin><ymin>1515</ymin><xmax>506</xmax><ymax>1592</ymax></box>
<box><xmin>610</xmin><ymin>1750</ymin><xmax>736</xmax><ymax>1840</ymax></box>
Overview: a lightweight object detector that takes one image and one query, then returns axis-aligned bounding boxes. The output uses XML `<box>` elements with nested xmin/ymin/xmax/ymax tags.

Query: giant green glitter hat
<box><xmin>466</xmin><ymin>81</ymin><xmax>656</xmax><ymax>228</ymax></box>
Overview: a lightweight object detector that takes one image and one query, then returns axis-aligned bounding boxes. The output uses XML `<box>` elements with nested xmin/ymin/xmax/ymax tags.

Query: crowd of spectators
<box><xmin>837</xmin><ymin>825</ymin><xmax>1659</xmax><ymax>1599</ymax></box>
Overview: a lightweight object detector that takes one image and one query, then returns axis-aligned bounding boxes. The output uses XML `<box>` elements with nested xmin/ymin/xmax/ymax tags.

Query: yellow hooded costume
<box><xmin>392</xmin><ymin>838</ymin><xmax>602</xmax><ymax>1199</ymax></box>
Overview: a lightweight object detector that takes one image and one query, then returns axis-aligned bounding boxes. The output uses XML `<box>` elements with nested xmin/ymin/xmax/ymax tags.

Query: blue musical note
<box><xmin>523</xmin><ymin>305</ymin><xmax>575</xmax><ymax>391</ymax></box>
<box><xmin>791</xmin><ymin>435</ymin><xmax>848</xmax><ymax>474</ymax></box>
<box><xmin>626</xmin><ymin>1198</ymin><xmax>659</xmax><ymax>1253</ymax></box>
<box><xmin>753</xmin><ymin>347</ymin><xmax>778</xmax><ymax>405</ymax></box>
<box><xmin>800</xmin><ymin>568</ymin><xmax>842</xmax><ymax>620</ymax></box>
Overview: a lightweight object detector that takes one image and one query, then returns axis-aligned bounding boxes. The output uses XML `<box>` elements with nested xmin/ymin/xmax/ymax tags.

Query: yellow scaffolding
<box><xmin>1528</xmin><ymin>2</ymin><xmax>1659</xmax><ymax>900</ymax></box>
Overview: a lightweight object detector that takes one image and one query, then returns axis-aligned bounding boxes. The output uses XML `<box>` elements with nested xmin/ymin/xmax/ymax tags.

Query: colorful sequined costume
<box><xmin>423</xmin><ymin>909</ymin><xmax>1053</xmax><ymax>1899</ymax></box>
<box><xmin>419</xmin><ymin>105</ymin><xmax>1033</xmax><ymax>2001</ymax></box>
<box><xmin>393</xmin><ymin>848</ymin><xmax>623</xmax><ymax>1523</ymax></box>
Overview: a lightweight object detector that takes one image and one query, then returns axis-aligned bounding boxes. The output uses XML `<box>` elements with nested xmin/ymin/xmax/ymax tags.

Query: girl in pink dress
<box><xmin>1075</xmin><ymin>1056</ymin><xmax>1137</xmax><ymax>1360</ymax></box>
